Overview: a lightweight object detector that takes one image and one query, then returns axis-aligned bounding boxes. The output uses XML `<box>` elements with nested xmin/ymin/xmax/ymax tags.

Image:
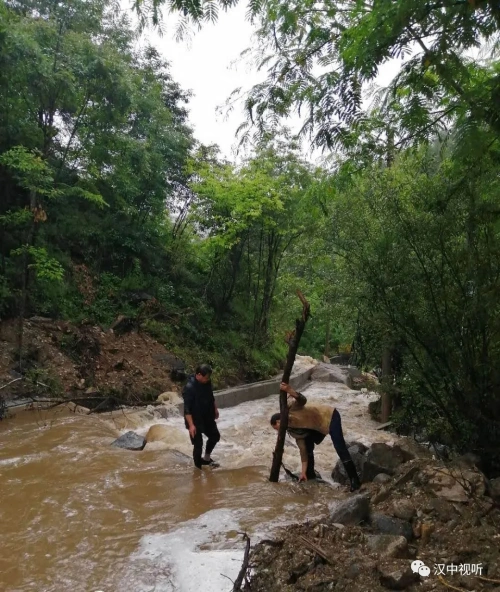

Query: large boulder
<box><xmin>311</xmin><ymin>362</ymin><xmax>353</xmax><ymax>387</ymax></box>
<box><xmin>346</xmin><ymin>440</ymin><xmax>369</xmax><ymax>454</ymax></box>
<box><xmin>332</xmin><ymin>442</ymin><xmax>415</xmax><ymax>485</ymax></box>
<box><xmin>329</xmin><ymin>493</ymin><xmax>370</xmax><ymax>525</ymax></box>
<box><xmin>363</xmin><ymin>443</ymin><xmax>415</xmax><ymax>482</ymax></box>
<box><xmin>331</xmin><ymin>446</ymin><xmax>366</xmax><ymax>485</ymax></box>
<box><xmin>156</xmin><ymin>391</ymin><xmax>180</xmax><ymax>404</ymax></box>
<box><xmin>370</xmin><ymin>513</ymin><xmax>414</xmax><ymax>541</ymax></box>
<box><xmin>145</xmin><ymin>424</ymin><xmax>170</xmax><ymax>444</ymax></box>
<box><xmin>423</xmin><ymin>466</ymin><xmax>485</xmax><ymax>503</ymax></box>
<box><xmin>111</xmin><ymin>431</ymin><xmax>146</xmax><ymax>451</ymax></box>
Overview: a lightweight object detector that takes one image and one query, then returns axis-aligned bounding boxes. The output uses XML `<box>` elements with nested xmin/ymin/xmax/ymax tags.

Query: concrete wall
<box><xmin>7</xmin><ymin>365</ymin><xmax>316</xmax><ymax>416</ymax></box>
<box><xmin>176</xmin><ymin>365</ymin><xmax>315</xmax><ymax>414</ymax></box>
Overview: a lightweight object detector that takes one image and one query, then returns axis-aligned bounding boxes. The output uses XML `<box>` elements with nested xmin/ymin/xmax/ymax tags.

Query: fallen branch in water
<box><xmin>232</xmin><ymin>533</ymin><xmax>251</xmax><ymax>591</ymax></box>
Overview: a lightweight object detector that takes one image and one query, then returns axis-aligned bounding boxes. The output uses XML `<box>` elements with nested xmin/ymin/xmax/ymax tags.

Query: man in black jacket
<box><xmin>182</xmin><ymin>364</ymin><xmax>220</xmax><ymax>469</ymax></box>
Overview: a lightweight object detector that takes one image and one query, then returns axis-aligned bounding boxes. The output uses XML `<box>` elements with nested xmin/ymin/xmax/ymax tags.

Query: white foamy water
<box><xmin>122</xmin><ymin>509</ymin><xmax>245</xmax><ymax>592</ymax></box>
<box><xmin>130</xmin><ymin>378</ymin><xmax>396</xmax><ymax>479</ymax></box>
<box><xmin>0</xmin><ymin>363</ymin><xmax>410</xmax><ymax>592</ymax></box>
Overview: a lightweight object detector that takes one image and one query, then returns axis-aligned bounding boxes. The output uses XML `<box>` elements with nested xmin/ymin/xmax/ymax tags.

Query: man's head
<box><xmin>195</xmin><ymin>363</ymin><xmax>213</xmax><ymax>384</ymax></box>
<box><xmin>270</xmin><ymin>412</ymin><xmax>281</xmax><ymax>431</ymax></box>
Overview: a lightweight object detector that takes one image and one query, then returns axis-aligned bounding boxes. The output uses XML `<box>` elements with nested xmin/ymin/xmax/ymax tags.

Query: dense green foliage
<box><xmin>2</xmin><ymin>0</ymin><xmax>500</xmax><ymax>471</ymax></box>
<box><xmin>0</xmin><ymin>0</ymin><xmax>310</xmax><ymax>385</ymax></box>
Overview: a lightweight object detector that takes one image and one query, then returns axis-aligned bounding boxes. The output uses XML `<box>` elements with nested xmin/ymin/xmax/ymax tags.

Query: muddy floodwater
<box><xmin>0</xmin><ymin>379</ymin><xmax>401</xmax><ymax>592</ymax></box>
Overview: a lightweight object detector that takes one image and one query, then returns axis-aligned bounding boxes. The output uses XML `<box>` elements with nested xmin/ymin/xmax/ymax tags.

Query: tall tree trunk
<box><xmin>324</xmin><ymin>315</ymin><xmax>331</xmax><ymax>358</ymax></box>
<box><xmin>269</xmin><ymin>291</ymin><xmax>311</xmax><ymax>482</ymax></box>
<box><xmin>380</xmin><ymin>129</ymin><xmax>396</xmax><ymax>422</ymax></box>
<box><xmin>381</xmin><ymin>343</ymin><xmax>392</xmax><ymax>423</ymax></box>
<box><xmin>18</xmin><ymin>189</ymin><xmax>37</xmax><ymax>371</ymax></box>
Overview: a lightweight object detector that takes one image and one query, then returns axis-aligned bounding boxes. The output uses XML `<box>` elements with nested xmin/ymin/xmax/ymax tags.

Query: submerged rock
<box><xmin>111</xmin><ymin>431</ymin><xmax>146</xmax><ymax>451</ymax></box>
<box><xmin>145</xmin><ymin>424</ymin><xmax>170</xmax><ymax>444</ymax></box>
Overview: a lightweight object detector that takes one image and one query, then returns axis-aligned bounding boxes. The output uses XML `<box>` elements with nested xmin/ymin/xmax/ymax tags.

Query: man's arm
<box><xmin>296</xmin><ymin>438</ymin><xmax>309</xmax><ymax>482</ymax></box>
<box><xmin>280</xmin><ymin>382</ymin><xmax>307</xmax><ymax>408</ymax></box>
<box><xmin>182</xmin><ymin>385</ymin><xmax>196</xmax><ymax>437</ymax></box>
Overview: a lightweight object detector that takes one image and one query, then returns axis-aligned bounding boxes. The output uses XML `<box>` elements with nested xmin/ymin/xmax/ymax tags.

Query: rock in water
<box><xmin>145</xmin><ymin>424</ymin><xmax>170</xmax><ymax>444</ymax></box>
<box><xmin>112</xmin><ymin>431</ymin><xmax>146</xmax><ymax>451</ymax></box>
<box><xmin>310</xmin><ymin>362</ymin><xmax>353</xmax><ymax>387</ymax></box>
<box><xmin>331</xmin><ymin>446</ymin><xmax>366</xmax><ymax>485</ymax></box>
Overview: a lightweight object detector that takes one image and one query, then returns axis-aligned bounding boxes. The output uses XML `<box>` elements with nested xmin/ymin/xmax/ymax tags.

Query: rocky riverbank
<box><xmin>244</xmin><ymin>454</ymin><xmax>500</xmax><ymax>592</ymax></box>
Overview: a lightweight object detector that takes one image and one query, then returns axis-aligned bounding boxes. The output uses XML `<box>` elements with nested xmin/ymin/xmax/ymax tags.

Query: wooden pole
<box><xmin>269</xmin><ymin>290</ymin><xmax>311</xmax><ymax>482</ymax></box>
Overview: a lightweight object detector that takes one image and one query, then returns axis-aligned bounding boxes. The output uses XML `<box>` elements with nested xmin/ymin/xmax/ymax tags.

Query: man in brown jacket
<box><xmin>270</xmin><ymin>381</ymin><xmax>361</xmax><ymax>491</ymax></box>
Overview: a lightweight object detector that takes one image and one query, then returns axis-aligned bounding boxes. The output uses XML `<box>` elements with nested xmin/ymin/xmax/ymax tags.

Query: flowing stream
<box><xmin>0</xmin><ymin>376</ymin><xmax>401</xmax><ymax>592</ymax></box>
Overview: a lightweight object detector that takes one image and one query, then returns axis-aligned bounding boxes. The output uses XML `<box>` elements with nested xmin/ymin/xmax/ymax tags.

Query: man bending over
<box><xmin>270</xmin><ymin>382</ymin><xmax>361</xmax><ymax>491</ymax></box>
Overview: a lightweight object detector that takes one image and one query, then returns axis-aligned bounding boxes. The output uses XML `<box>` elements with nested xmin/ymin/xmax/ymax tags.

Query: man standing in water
<box><xmin>270</xmin><ymin>382</ymin><xmax>361</xmax><ymax>491</ymax></box>
<box><xmin>182</xmin><ymin>364</ymin><xmax>220</xmax><ymax>469</ymax></box>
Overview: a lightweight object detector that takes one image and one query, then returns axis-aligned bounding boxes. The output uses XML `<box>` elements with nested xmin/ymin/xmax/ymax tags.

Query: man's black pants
<box><xmin>329</xmin><ymin>408</ymin><xmax>352</xmax><ymax>463</ymax></box>
<box><xmin>304</xmin><ymin>409</ymin><xmax>352</xmax><ymax>478</ymax></box>
<box><xmin>305</xmin><ymin>431</ymin><xmax>326</xmax><ymax>479</ymax></box>
<box><xmin>190</xmin><ymin>421</ymin><xmax>220</xmax><ymax>468</ymax></box>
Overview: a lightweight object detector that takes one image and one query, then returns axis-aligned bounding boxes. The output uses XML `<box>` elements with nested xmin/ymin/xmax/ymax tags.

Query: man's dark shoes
<box><xmin>342</xmin><ymin>459</ymin><xmax>361</xmax><ymax>492</ymax></box>
<box><xmin>201</xmin><ymin>458</ymin><xmax>219</xmax><ymax>467</ymax></box>
<box><xmin>349</xmin><ymin>475</ymin><xmax>361</xmax><ymax>492</ymax></box>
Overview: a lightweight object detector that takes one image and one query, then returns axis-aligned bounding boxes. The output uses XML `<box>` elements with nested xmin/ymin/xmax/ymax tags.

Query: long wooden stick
<box><xmin>232</xmin><ymin>533</ymin><xmax>251</xmax><ymax>591</ymax></box>
<box><xmin>269</xmin><ymin>290</ymin><xmax>311</xmax><ymax>482</ymax></box>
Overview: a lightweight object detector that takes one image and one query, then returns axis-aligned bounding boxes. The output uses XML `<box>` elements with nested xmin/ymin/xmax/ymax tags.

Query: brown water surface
<box><xmin>0</xmin><ymin>382</ymin><xmax>396</xmax><ymax>592</ymax></box>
